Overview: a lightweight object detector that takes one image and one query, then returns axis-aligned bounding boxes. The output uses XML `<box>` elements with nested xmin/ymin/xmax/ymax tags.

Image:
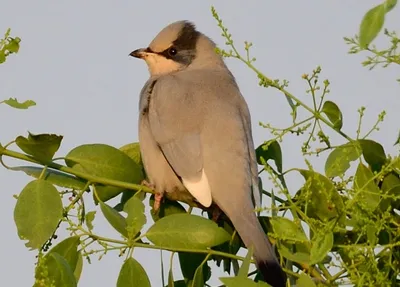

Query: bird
<box><xmin>129</xmin><ymin>20</ymin><xmax>287</xmax><ymax>287</ymax></box>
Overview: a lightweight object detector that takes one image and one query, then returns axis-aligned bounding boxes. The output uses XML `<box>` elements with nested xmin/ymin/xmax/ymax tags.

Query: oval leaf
<box><xmin>14</xmin><ymin>179</ymin><xmax>63</xmax><ymax>249</ymax></box>
<box><xmin>123</xmin><ymin>196</ymin><xmax>146</xmax><ymax>239</ymax></box>
<box><xmin>380</xmin><ymin>173</ymin><xmax>400</xmax><ymax>210</ymax></box>
<box><xmin>36</xmin><ymin>253</ymin><xmax>77</xmax><ymax>287</ymax></box>
<box><xmin>310</xmin><ymin>230</ymin><xmax>333</xmax><ymax>265</ymax></box>
<box><xmin>117</xmin><ymin>257</ymin><xmax>151</xmax><ymax>287</ymax></box>
<box><xmin>14</xmin><ymin>166</ymin><xmax>87</xmax><ymax>190</ymax></box>
<box><xmin>99</xmin><ymin>201</ymin><xmax>127</xmax><ymax>238</ymax></box>
<box><xmin>65</xmin><ymin>144</ymin><xmax>144</xmax><ymax>202</ymax></box>
<box><xmin>115</xmin><ymin>190</ymin><xmax>146</xmax><ymax>212</ymax></box>
<box><xmin>321</xmin><ymin>101</ymin><xmax>343</xmax><ymax>131</ymax></box>
<box><xmin>74</xmin><ymin>252</ymin><xmax>83</xmax><ymax>282</ymax></box>
<box><xmin>359</xmin><ymin>139</ymin><xmax>387</xmax><ymax>172</ymax></box>
<box><xmin>47</xmin><ymin>236</ymin><xmax>80</xmax><ymax>273</ymax></box>
<box><xmin>270</xmin><ymin>217</ymin><xmax>308</xmax><ymax>242</ymax></box>
<box><xmin>298</xmin><ymin>170</ymin><xmax>345</xmax><ymax>223</ymax></box>
<box><xmin>16</xmin><ymin>132</ymin><xmax>63</xmax><ymax>162</ymax></box>
<box><xmin>146</xmin><ymin>214</ymin><xmax>230</xmax><ymax>249</ymax></box>
<box><xmin>120</xmin><ymin>142</ymin><xmax>144</xmax><ymax>167</ymax></box>
<box><xmin>325</xmin><ymin>142</ymin><xmax>362</xmax><ymax>178</ymax></box>
<box><xmin>353</xmin><ymin>163</ymin><xmax>380</xmax><ymax>211</ymax></box>
<box><xmin>278</xmin><ymin>242</ymin><xmax>310</xmax><ymax>264</ymax></box>
<box><xmin>359</xmin><ymin>4</ymin><xmax>385</xmax><ymax>48</ymax></box>
<box><xmin>255</xmin><ymin>140</ymin><xmax>283</xmax><ymax>173</ymax></box>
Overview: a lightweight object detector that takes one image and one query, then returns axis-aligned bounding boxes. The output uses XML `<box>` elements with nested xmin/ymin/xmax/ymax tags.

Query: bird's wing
<box><xmin>148</xmin><ymin>75</ymin><xmax>212</xmax><ymax>207</ymax></box>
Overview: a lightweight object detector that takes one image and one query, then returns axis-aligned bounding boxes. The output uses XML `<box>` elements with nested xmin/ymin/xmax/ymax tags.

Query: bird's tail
<box><xmin>227</xmin><ymin>202</ymin><xmax>287</xmax><ymax>287</ymax></box>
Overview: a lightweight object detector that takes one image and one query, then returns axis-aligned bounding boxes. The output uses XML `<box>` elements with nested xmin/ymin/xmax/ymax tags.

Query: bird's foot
<box><xmin>141</xmin><ymin>179</ymin><xmax>155</xmax><ymax>190</ymax></box>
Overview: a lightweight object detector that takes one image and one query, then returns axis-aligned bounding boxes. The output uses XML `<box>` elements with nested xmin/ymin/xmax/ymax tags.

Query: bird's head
<box><xmin>130</xmin><ymin>21</ymin><xmax>224</xmax><ymax>76</ymax></box>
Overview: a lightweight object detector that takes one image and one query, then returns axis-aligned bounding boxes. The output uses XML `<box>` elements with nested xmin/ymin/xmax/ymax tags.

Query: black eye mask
<box><xmin>149</xmin><ymin>22</ymin><xmax>200</xmax><ymax>66</ymax></box>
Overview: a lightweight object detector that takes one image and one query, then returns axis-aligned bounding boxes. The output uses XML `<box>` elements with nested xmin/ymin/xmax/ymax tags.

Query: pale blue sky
<box><xmin>1</xmin><ymin>1</ymin><xmax>399</xmax><ymax>286</ymax></box>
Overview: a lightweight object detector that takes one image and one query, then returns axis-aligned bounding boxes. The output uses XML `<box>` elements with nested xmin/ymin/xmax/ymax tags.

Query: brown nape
<box><xmin>257</xmin><ymin>260</ymin><xmax>287</xmax><ymax>287</ymax></box>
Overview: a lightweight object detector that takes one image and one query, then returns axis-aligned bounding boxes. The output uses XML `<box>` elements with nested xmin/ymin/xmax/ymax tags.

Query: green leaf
<box><xmin>117</xmin><ymin>257</ymin><xmax>151</xmax><ymax>287</ymax></box>
<box><xmin>191</xmin><ymin>258</ymin><xmax>209</xmax><ymax>287</ymax></box>
<box><xmin>298</xmin><ymin>170</ymin><xmax>345</xmax><ymax>223</ymax></box>
<box><xmin>220</xmin><ymin>277</ymin><xmax>270</xmax><ymax>287</ymax></box>
<box><xmin>238</xmin><ymin>248</ymin><xmax>253</xmax><ymax>277</ymax></box>
<box><xmin>359</xmin><ymin>139</ymin><xmax>387</xmax><ymax>172</ymax></box>
<box><xmin>120</xmin><ymin>142</ymin><xmax>144</xmax><ymax>167</ymax></box>
<box><xmin>99</xmin><ymin>201</ymin><xmax>127</xmax><ymax>238</ymax></box>
<box><xmin>211</xmin><ymin>220</ymin><xmax>242</xmax><ymax>275</ymax></box>
<box><xmin>73</xmin><ymin>252</ymin><xmax>83</xmax><ymax>282</ymax></box>
<box><xmin>359</xmin><ymin>4</ymin><xmax>386</xmax><ymax>48</ymax></box>
<box><xmin>394</xmin><ymin>130</ymin><xmax>400</xmax><ymax>146</ymax></box>
<box><xmin>14</xmin><ymin>166</ymin><xmax>87</xmax><ymax>190</ymax></box>
<box><xmin>325</xmin><ymin>142</ymin><xmax>362</xmax><ymax>177</ymax></box>
<box><xmin>179</xmin><ymin>253</ymin><xmax>209</xmax><ymax>282</ymax></box>
<box><xmin>85</xmin><ymin>211</ymin><xmax>96</xmax><ymax>231</ymax></box>
<box><xmin>16</xmin><ymin>132</ymin><xmax>63</xmax><ymax>162</ymax></box>
<box><xmin>166</xmin><ymin>281</ymin><xmax>186</xmax><ymax>287</ymax></box>
<box><xmin>310</xmin><ymin>230</ymin><xmax>333</xmax><ymax>265</ymax></box>
<box><xmin>146</xmin><ymin>214</ymin><xmax>230</xmax><ymax>249</ymax></box>
<box><xmin>380</xmin><ymin>173</ymin><xmax>400</xmax><ymax>210</ymax></box>
<box><xmin>256</xmin><ymin>140</ymin><xmax>283</xmax><ymax>173</ymax></box>
<box><xmin>297</xmin><ymin>273</ymin><xmax>317</xmax><ymax>287</ymax></box>
<box><xmin>123</xmin><ymin>196</ymin><xmax>146</xmax><ymax>239</ymax></box>
<box><xmin>278</xmin><ymin>241</ymin><xmax>311</xmax><ymax>264</ymax></box>
<box><xmin>47</xmin><ymin>236</ymin><xmax>80</xmax><ymax>274</ymax></box>
<box><xmin>14</xmin><ymin>179</ymin><xmax>63</xmax><ymax>249</ymax></box>
<box><xmin>65</xmin><ymin>144</ymin><xmax>145</xmax><ymax>202</ymax></box>
<box><xmin>385</xmin><ymin>0</ymin><xmax>397</xmax><ymax>12</ymax></box>
<box><xmin>115</xmin><ymin>190</ymin><xmax>146</xmax><ymax>212</ymax></box>
<box><xmin>270</xmin><ymin>217</ymin><xmax>308</xmax><ymax>242</ymax></box>
<box><xmin>321</xmin><ymin>101</ymin><xmax>343</xmax><ymax>131</ymax></box>
<box><xmin>41</xmin><ymin>253</ymin><xmax>77</xmax><ymax>287</ymax></box>
<box><xmin>150</xmin><ymin>196</ymin><xmax>186</xmax><ymax>222</ymax></box>
<box><xmin>2</xmin><ymin>97</ymin><xmax>36</xmax><ymax>109</ymax></box>
<box><xmin>353</xmin><ymin>163</ymin><xmax>380</xmax><ymax>211</ymax></box>
<box><xmin>6</xmin><ymin>37</ymin><xmax>20</xmax><ymax>53</ymax></box>
<box><xmin>0</xmin><ymin>51</ymin><xmax>5</xmax><ymax>63</ymax></box>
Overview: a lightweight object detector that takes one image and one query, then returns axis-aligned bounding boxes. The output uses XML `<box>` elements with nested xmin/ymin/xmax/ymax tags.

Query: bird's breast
<box><xmin>139</xmin><ymin>78</ymin><xmax>158</xmax><ymax>116</ymax></box>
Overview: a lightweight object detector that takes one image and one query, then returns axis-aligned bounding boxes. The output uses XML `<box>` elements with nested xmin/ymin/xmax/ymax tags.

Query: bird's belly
<box><xmin>139</xmin><ymin>115</ymin><xmax>184</xmax><ymax>194</ymax></box>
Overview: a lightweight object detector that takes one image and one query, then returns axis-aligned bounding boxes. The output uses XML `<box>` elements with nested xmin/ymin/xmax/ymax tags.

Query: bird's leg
<box><xmin>141</xmin><ymin>180</ymin><xmax>163</xmax><ymax>212</ymax></box>
<box><xmin>153</xmin><ymin>192</ymin><xmax>164</xmax><ymax>212</ymax></box>
<box><xmin>211</xmin><ymin>204</ymin><xmax>223</xmax><ymax>222</ymax></box>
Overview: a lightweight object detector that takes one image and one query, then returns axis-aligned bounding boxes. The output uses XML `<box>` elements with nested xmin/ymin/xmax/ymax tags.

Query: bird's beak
<box><xmin>129</xmin><ymin>47</ymin><xmax>152</xmax><ymax>59</ymax></box>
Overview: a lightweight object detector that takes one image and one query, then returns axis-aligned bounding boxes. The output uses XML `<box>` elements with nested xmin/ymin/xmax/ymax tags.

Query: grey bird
<box><xmin>129</xmin><ymin>20</ymin><xmax>287</xmax><ymax>287</ymax></box>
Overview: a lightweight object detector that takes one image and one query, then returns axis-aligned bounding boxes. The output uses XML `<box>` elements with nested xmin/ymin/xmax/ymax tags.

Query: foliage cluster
<box><xmin>1</xmin><ymin>1</ymin><xmax>399</xmax><ymax>286</ymax></box>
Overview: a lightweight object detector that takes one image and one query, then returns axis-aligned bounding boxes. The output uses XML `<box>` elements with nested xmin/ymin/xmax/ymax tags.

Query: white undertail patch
<box><xmin>182</xmin><ymin>169</ymin><xmax>212</xmax><ymax>207</ymax></box>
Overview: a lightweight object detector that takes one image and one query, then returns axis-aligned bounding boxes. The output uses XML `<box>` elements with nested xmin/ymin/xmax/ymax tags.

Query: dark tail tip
<box><xmin>257</xmin><ymin>260</ymin><xmax>287</xmax><ymax>287</ymax></box>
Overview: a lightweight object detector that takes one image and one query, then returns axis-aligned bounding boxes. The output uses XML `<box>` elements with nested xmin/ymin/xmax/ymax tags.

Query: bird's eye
<box><xmin>168</xmin><ymin>47</ymin><xmax>177</xmax><ymax>56</ymax></box>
